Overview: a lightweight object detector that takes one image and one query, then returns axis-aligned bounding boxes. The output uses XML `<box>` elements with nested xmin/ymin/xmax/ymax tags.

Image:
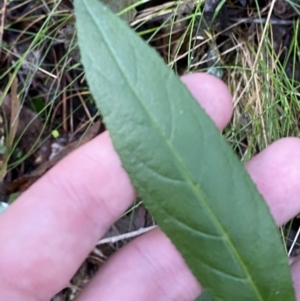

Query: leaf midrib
<box><xmin>81</xmin><ymin>2</ymin><xmax>263</xmax><ymax>300</ymax></box>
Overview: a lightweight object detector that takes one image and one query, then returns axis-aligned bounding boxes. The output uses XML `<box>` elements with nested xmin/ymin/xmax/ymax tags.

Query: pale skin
<box><xmin>1</xmin><ymin>73</ymin><xmax>300</xmax><ymax>301</ymax></box>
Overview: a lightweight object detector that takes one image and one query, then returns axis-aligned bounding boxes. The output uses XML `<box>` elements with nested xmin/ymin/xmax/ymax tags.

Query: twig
<box><xmin>97</xmin><ymin>225</ymin><xmax>157</xmax><ymax>245</ymax></box>
<box><xmin>288</xmin><ymin>226</ymin><xmax>300</xmax><ymax>257</ymax></box>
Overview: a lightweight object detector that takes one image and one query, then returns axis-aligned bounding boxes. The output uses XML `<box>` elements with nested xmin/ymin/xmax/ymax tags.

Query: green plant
<box><xmin>74</xmin><ymin>0</ymin><xmax>295</xmax><ymax>300</ymax></box>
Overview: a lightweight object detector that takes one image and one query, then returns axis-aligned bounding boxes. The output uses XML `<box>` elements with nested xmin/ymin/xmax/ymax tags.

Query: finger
<box><xmin>0</xmin><ymin>73</ymin><xmax>233</xmax><ymax>300</ymax></box>
<box><xmin>245</xmin><ymin>137</ymin><xmax>300</xmax><ymax>226</ymax></box>
<box><xmin>181</xmin><ymin>73</ymin><xmax>233</xmax><ymax>130</ymax></box>
<box><xmin>76</xmin><ymin>139</ymin><xmax>300</xmax><ymax>301</ymax></box>
<box><xmin>76</xmin><ymin>228</ymin><xmax>202</xmax><ymax>301</ymax></box>
<box><xmin>0</xmin><ymin>131</ymin><xmax>135</xmax><ymax>301</ymax></box>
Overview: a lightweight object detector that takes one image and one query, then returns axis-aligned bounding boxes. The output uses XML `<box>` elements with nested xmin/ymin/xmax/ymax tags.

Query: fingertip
<box><xmin>181</xmin><ymin>73</ymin><xmax>233</xmax><ymax>130</ymax></box>
<box><xmin>246</xmin><ymin>137</ymin><xmax>300</xmax><ymax>225</ymax></box>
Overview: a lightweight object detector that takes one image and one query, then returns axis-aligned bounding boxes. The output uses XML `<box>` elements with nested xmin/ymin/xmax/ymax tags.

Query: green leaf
<box><xmin>196</xmin><ymin>291</ymin><xmax>215</xmax><ymax>301</ymax></box>
<box><xmin>74</xmin><ymin>1</ymin><xmax>296</xmax><ymax>300</ymax></box>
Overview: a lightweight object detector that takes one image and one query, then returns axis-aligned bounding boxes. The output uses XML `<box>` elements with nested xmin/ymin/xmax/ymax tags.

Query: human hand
<box><xmin>1</xmin><ymin>73</ymin><xmax>300</xmax><ymax>301</ymax></box>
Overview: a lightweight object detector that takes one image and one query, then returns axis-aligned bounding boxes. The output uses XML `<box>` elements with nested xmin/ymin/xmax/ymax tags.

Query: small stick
<box><xmin>97</xmin><ymin>225</ymin><xmax>157</xmax><ymax>245</ymax></box>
